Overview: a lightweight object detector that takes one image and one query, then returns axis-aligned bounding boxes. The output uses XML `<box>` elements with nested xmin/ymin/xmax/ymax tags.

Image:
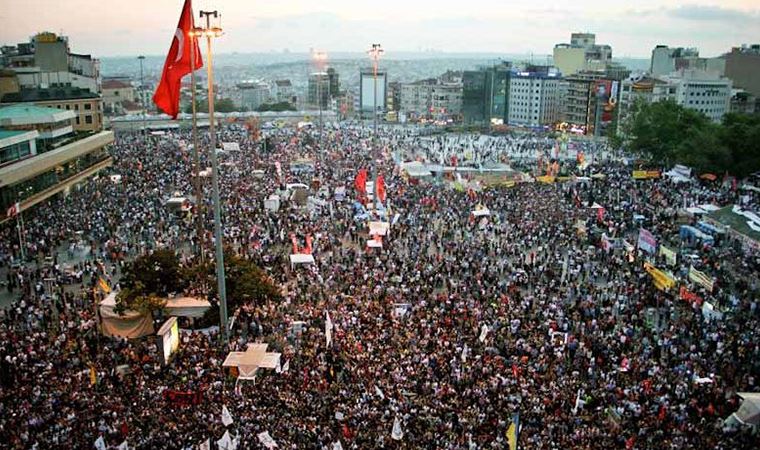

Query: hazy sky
<box><xmin>1</xmin><ymin>0</ymin><xmax>758</xmax><ymax>58</ymax></box>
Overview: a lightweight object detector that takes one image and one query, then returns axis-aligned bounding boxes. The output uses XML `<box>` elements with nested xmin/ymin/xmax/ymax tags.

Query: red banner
<box><xmin>679</xmin><ymin>286</ymin><xmax>703</xmax><ymax>306</ymax></box>
<box><xmin>163</xmin><ymin>389</ymin><xmax>202</xmax><ymax>406</ymax></box>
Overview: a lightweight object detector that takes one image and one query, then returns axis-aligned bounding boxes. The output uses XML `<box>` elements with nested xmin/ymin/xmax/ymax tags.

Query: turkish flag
<box><xmin>375</xmin><ymin>174</ymin><xmax>386</xmax><ymax>204</ymax></box>
<box><xmin>153</xmin><ymin>0</ymin><xmax>203</xmax><ymax>118</ymax></box>
<box><xmin>355</xmin><ymin>168</ymin><xmax>368</xmax><ymax>194</ymax></box>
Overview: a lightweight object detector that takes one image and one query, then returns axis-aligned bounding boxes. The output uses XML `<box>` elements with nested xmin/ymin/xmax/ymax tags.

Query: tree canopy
<box><xmin>256</xmin><ymin>101</ymin><xmax>296</xmax><ymax>112</ymax></box>
<box><xmin>624</xmin><ymin>99</ymin><xmax>760</xmax><ymax>178</ymax></box>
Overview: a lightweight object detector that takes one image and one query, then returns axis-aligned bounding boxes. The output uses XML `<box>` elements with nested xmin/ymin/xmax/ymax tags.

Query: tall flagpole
<box><xmin>195</xmin><ymin>10</ymin><xmax>229</xmax><ymax>343</ymax></box>
<box><xmin>189</xmin><ymin>20</ymin><xmax>205</xmax><ymax>264</ymax></box>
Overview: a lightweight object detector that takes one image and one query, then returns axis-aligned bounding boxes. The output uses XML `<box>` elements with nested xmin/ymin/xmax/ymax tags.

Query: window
<box><xmin>75</xmin><ymin>104</ymin><xmax>79</xmax><ymax>111</ymax></box>
<box><xmin>84</xmin><ymin>103</ymin><xmax>92</xmax><ymax>110</ymax></box>
<box><xmin>66</xmin><ymin>105</ymin><xmax>70</xmax><ymax>110</ymax></box>
<box><xmin>114</xmin><ymin>91</ymin><xmax>119</xmax><ymax>96</ymax></box>
<box><xmin>76</xmin><ymin>117</ymin><xmax>80</xmax><ymax>125</ymax></box>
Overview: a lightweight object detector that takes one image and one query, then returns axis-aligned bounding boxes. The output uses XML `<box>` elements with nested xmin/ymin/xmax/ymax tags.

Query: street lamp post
<box><xmin>368</xmin><ymin>44</ymin><xmax>384</xmax><ymax>141</ymax></box>
<box><xmin>192</xmin><ymin>11</ymin><xmax>229</xmax><ymax>343</ymax></box>
<box><xmin>137</xmin><ymin>55</ymin><xmax>146</xmax><ymax>139</ymax></box>
<box><xmin>312</xmin><ymin>51</ymin><xmax>327</xmax><ymax>144</ymax></box>
<box><xmin>188</xmin><ymin>24</ymin><xmax>204</xmax><ymax>264</ymax></box>
<box><xmin>367</xmin><ymin>44</ymin><xmax>383</xmax><ymax>212</ymax></box>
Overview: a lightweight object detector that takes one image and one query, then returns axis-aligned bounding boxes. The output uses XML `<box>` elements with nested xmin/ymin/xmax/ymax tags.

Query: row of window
<box><xmin>0</xmin><ymin>146</ymin><xmax>110</xmax><ymax>212</ymax></box>
<box><xmin>0</xmin><ymin>140</ymin><xmax>32</xmax><ymax>166</ymax></box>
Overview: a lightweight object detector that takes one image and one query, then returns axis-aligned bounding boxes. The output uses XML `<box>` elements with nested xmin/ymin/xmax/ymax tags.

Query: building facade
<box><xmin>666</xmin><ymin>69</ymin><xmax>732</xmax><ymax>123</ymax></box>
<box><xmin>236</xmin><ymin>81</ymin><xmax>271</xmax><ymax>111</ymax></box>
<box><xmin>650</xmin><ymin>45</ymin><xmax>724</xmax><ymax>77</ymax></box>
<box><xmin>273</xmin><ymin>80</ymin><xmax>295</xmax><ymax>105</ymax></box>
<box><xmin>507</xmin><ymin>67</ymin><xmax>562</xmax><ymax>127</ymax></box>
<box><xmin>1</xmin><ymin>32</ymin><xmax>100</xmax><ymax>94</ymax></box>
<box><xmin>101</xmin><ymin>79</ymin><xmax>135</xmax><ymax>115</ymax></box>
<box><xmin>723</xmin><ymin>45</ymin><xmax>760</xmax><ymax>98</ymax></box>
<box><xmin>462</xmin><ymin>62</ymin><xmax>511</xmax><ymax>125</ymax></box>
<box><xmin>617</xmin><ymin>76</ymin><xmax>677</xmax><ymax>134</ymax></box>
<box><xmin>307</xmin><ymin>72</ymin><xmax>330</xmax><ymax>109</ymax></box>
<box><xmin>1</xmin><ymin>86</ymin><xmax>104</xmax><ymax>132</ymax></box>
<box><xmin>0</xmin><ymin>104</ymin><xmax>114</xmax><ymax>222</ymax></box>
<box><xmin>553</xmin><ymin>33</ymin><xmax>612</xmax><ymax>76</ymax></box>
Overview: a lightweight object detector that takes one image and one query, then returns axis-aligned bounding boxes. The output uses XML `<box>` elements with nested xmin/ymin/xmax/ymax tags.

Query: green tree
<box><xmin>627</xmin><ymin>99</ymin><xmax>710</xmax><ymax>166</ymax></box>
<box><xmin>719</xmin><ymin>113</ymin><xmax>760</xmax><ymax>178</ymax></box>
<box><xmin>116</xmin><ymin>249</ymin><xmax>188</xmax><ymax>314</ymax></box>
<box><xmin>674</xmin><ymin>123</ymin><xmax>731</xmax><ymax>175</ymax></box>
<box><xmin>189</xmin><ymin>251</ymin><xmax>282</xmax><ymax>327</ymax></box>
<box><xmin>256</xmin><ymin>101</ymin><xmax>296</xmax><ymax>112</ymax></box>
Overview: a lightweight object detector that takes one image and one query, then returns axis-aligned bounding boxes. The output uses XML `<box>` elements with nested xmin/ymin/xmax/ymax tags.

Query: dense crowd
<box><xmin>0</xmin><ymin>123</ymin><xmax>758</xmax><ymax>449</ymax></box>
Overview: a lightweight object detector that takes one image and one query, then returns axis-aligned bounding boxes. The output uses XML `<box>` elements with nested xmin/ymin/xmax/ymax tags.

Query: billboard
<box><xmin>360</xmin><ymin>71</ymin><xmax>386</xmax><ymax>112</ymax></box>
<box><xmin>157</xmin><ymin>317</ymin><xmax>180</xmax><ymax>365</ymax></box>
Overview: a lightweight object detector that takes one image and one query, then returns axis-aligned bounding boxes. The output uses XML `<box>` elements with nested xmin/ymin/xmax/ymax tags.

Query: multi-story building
<box><xmin>273</xmin><ymin>80</ymin><xmax>295</xmax><ymax>105</ymax></box>
<box><xmin>553</xmin><ymin>33</ymin><xmax>612</xmax><ymax>76</ymax></box>
<box><xmin>386</xmin><ymin>81</ymin><xmax>401</xmax><ymax>113</ymax></box>
<box><xmin>400</xmin><ymin>79</ymin><xmax>435</xmax><ymax>118</ymax></box>
<box><xmin>1</xmin><ymin>86</ymin><xmax>103</xmax><ymax>132</ymax></box>
<box><xmin>236</xmin><ymin>81</ymin><xmax>270</xmax><ymax>111</ymax></box>
<box><xmin>0</xmin><ymin>104</ymin><xmax>114</xmax><ymax>221</ymax></box>
<box><xmin>617</xmin><ymin>76</ymin><xmax>678</xmax><ymax>134</ymax></box>
<box><xmin>650</xmin><ymin>45</ymin><xmax>725</xmax><ymax>77</ymax></box>
<box><xmin>359</xmin><ymin>68</ymin><xmax>387</xmax><ymax>119</ymax></box>
<box><xmin>307</xmin><ymin>72</ymin><xmax>330</xmax><ymax>109</ymax></box>
<box><xmin>507</xmin><ymin>66</ymin><xmax>562</xmax><ymax>127</ymax></box>
<box><xmin>462</xmin><ymin>62</ymin><xmax>511</xmax><ymax>125</ymax></box>
<box><xmin>431</xmin><ymin>82</ymin><xmax>462</xmax><ymax>120</ymax></box>
<box><xmin>723</xmin><ymin>45</ymin><xmax>760</xmax><ymax>98</ymax></box>
<box><xmin>101</xmin><ymin>79</ymin><xmax>135</xmax><ymax>115</ymax></box>
<box><xmin>730</xmin><ymin>90</ymin><xmax>758</xmax><ymax>115</ymax></box>
<box><xmin>665</xmin><ymin>69</ymin><xmax>732</xmax><ymax>123</ymax></box>
<box><xmin>327</xmin><ymin>68</ymin><xmax>340</xmax><ymax>98</ymax></box>
<box><xmin>1</xmin><ymin>33</ymin><xmax>100</xmax><ymax>94</ymax></box>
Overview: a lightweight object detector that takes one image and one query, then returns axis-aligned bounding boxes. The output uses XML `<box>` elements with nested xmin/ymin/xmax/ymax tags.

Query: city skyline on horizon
<box><xmin>1</xmin><ymin>0</ymin><xmax>758</xmax><ymax>60</ymax></box>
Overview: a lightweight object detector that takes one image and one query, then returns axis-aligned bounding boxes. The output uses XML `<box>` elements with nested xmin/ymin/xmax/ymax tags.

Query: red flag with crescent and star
<box><xmin>153</xmin><ymin>0</ymin><xmax>203</xmax><ymax>118</ymax></box>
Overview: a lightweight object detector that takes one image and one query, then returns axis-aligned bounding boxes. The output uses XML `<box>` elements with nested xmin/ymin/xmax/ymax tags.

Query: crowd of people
<box><xmin>0</xmin><ymin>123</ymin><xmax>758</xmax><ymax>449</ymax></box>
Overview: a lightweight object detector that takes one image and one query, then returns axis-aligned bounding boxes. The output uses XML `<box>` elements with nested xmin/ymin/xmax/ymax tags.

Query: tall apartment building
<box><xmin>666</xmin><ymin>69</ymin><xmax>732</xmax><ymax>123</ymax></box>
<box><xmin>399</xmin><ymin>78</ymin><xmax>462</xmax><ymax>121</ymax></box>
<box><xmin>462</xmin><ymin>62</ymin><xmax>511</xmax><ymax>125</ymax></box>
<box><xmin>0</xmin><ymin>104</ymin><xmax>114</xmax><ymax>221</ymax></box>
<box><xmin>507</xmin><ymin>66</ymin><xmax>562</xmax><ymax>127</ymax></box>
<box><xmin>308</xmin><ymin>72</ymin><xmax>330</xmax><ymax>109</ymax></box>
<box><xmin>723</xmin><ymin>45</ymin><xmax>760</xmax><ymax>97</ymax></box>
<box><xmin>650</xmin><ymin>45</ymin><xmax>725</xmax><ymax>77</ymax></box>
<box><xmin>1</xmin><ymin>33</ymin><xmax>100</xmax><ymax>94</ymax></box>
<box><xmin>553</xmin><ymin>33</ymin><xmax>612</xmax><ymax>76</ymax></box>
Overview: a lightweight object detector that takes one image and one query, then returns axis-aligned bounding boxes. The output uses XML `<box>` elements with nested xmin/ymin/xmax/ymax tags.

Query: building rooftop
<box><xmin>1</xmin><ymin>86</ymin><xmax>99</xmax><ymax>103</ymax></box>
<box><xmin>0</xmin><ymin>129</ymin><xmax>28</xmax><ymax>140</ymax></box>
<box><xmin>102</xmin><ymin>79</ymin><xmax>132</xmax><ymax>90</ymax></box>
<box><xmin>0</xmin><ymin>104</ymin><xmax>75</xmax><ymax>126</ymax></box>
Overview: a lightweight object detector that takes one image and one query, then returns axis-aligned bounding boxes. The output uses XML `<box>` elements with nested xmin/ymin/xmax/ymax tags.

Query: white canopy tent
<box><xmin>725</xmin><ymin>392</ymin><xmax>760</xmax><ymax>427</ymax></box>
<box><xmin>99</xmin><ymin>293</ymin><xmax>154</xmax><ymax>339</ymax></box>
<box><xmin>471</xmin><ymin>208</ymin><xmax>491</xmax><ymax>217</ymax></box>
<box><xmin>368</xmin><ymin>221</ymin><xmax>390</xmax><ymax>237</ymax></box>
<box><xmin>164</xmin><ymin>297</ymin><xmax>211</xmax><ymax>318</ymax></box>
<box><xmin>290</xmin><ymin>254</ymin><xmax>315</xmax><ymax>269</ymax></box>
